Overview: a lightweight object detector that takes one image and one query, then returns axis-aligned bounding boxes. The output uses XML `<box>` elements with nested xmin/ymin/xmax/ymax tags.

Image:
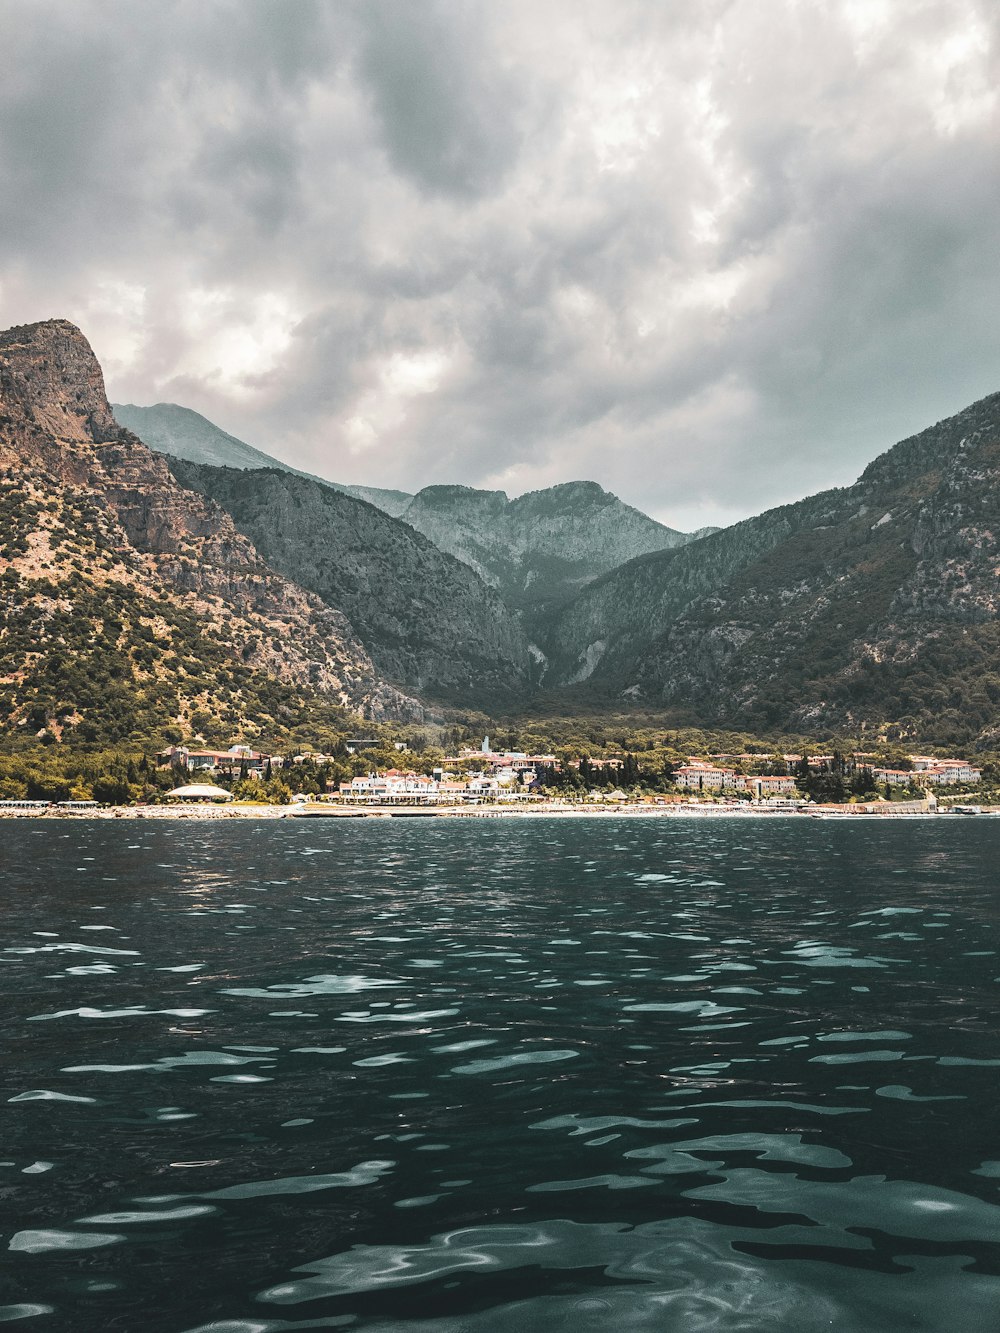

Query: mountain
<box><xmin>166</xmin><ymin>460</ymin><xmax>533</xmax><ymax>703</ymax></box>
<box><xmin>16</xmin><ymin>318</ymin><xmax>1000</xmax><ymax>751</ymax></box>
<box><xmin>110</xmin><ymin>405</ymin><xmax>709</xmax><ymax>635</ymax></box>
<box><xmin>111</xmin><ymin>402</ymin><xmax>413</xmax><ymax>517</ymax></box>
<box><xmin>0</xmin><ymin>320</ymin><xmax>417</xmax><ymax>745</ymax></box>
<box><xmin>397</xmin><ymin>480</ymin><xmax>701</xmax><ymax>637</ymax></box>
<box><xmin>539</xmin><ymin>391</ymin><xmax>1000</xmax><ymax>746</ymax></box>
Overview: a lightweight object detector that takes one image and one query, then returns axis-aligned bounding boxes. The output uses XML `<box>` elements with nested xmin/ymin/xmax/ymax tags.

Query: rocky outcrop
<box><xmin>167</xmin><ymin>460</ymin><xmax>534</xmax><ymax>703</ymax></box>
<box><xmin>0</xmin><ymin>319</ymin><xmax>420</xmax><ymax>739</ymax></box>
<box><xmin>399</xmin><ymin>479</ymin><xmax>694</xmax><ymax>636</ymax></box>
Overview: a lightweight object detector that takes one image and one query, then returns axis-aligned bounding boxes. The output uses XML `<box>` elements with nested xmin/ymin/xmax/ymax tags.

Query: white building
<box><xmin>674</xmin><ymin>763</ymin><xmax>738</xmax><ymax>790</ymax></box>
<box><xmin>339</xmin><ymin>770</ymin><xmax>440</xmax><ymax>801</ymax></box>
<box><xmin>741</xmin><ymin>774</ymin><xmax>797</xmax><ymax>796</ymax></box>
<box><xmin>911</xmin><ymin>760</ymin><xmax>981</xmax><ymax>785</ymax></box>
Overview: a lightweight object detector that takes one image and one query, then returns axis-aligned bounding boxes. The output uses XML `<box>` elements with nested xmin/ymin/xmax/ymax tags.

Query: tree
<box><xmin>91</xmin><ymin>776</ymin><xmax>134</xmax><ymax>804</ymax></box>
<box><xmin>263</xmin><ymin>776</ymin><xmax>293</xmax><ymax>804</ymax></box>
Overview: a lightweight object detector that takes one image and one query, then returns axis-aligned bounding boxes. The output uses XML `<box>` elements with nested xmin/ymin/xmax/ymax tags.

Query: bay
<box><xmin>2</xmin><ymin>817</ymin><xmax>1000</xmax><ymax>1330</ymax></box>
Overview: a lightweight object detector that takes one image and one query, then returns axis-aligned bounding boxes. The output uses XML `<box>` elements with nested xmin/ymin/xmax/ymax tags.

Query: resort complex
<box><xmin>147</xmin><ymin>738</ymin><xmax>986</xmax><ymax>808</ymax></box>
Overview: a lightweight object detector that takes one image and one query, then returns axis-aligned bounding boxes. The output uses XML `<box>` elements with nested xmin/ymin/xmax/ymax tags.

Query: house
<box><xmin>337</xmin><ymin>770</ymin><xmax>441</xmax><ymax>803</ymax></box>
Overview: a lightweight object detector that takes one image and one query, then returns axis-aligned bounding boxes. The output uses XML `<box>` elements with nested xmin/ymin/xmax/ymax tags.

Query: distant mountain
<box><xmin>539</xmin><ymin>391</ymin><xmax>1000</xmax><ymax>747</ymax></box>
<box><xmin>111</xmin><ymin>406</ymin><xmax>709</xmax><ymax>633</ymax></box>
<box><xmin>0</xmin><ymin>320</ymin><xmax>418</xmax><ymax>745</ymax></box>
<box><xmin>167</xmin><ymin>460</ymin><xmax>533</xmax><ymax>704</ymax></box>
<box><xmin>398</xmin><ymin>481</ymin><xmax>703</xmax><ymax>638</ymax></box>
<box><xmin>111</xmin><ymin>402</ymin><xmax>413</xmax><ymax>517</ymax></box>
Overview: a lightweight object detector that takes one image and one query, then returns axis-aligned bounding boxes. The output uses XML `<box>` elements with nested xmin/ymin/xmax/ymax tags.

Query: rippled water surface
<box><xmin>3</xmin><ymin>817</ymin><xmax>1000</xmax><ymax>1331</ymax></box>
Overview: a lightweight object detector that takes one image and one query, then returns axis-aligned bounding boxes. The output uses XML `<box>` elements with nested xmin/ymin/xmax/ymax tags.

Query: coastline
<box><xmin>0</xmin><ymin>801</ymin><xmax>994</xmax><ymax>821</ymax></box>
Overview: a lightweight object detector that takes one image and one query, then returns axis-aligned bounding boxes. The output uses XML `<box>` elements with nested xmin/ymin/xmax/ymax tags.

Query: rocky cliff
<box><xmin>0</xmin><ymin>320</ymin><xmax>417</xmax><ymax>743</ymax></box>
<box><xmin>112</xmin><ymin>401</ymin><xmax>413</xmax><ymax>516</ymax></box>
<box><xmin>540</xmin><ymin>391</ymin><xmax>1000</xmax><ymax>745</ymax></box>
<box><xmin>166</xmin><ymin>460</ymin><xmax>534</xmax><ymax>703</ymax></box>
<box><xmin>399</xmin><ymin>480</ymin><xmax>695</xmax><ymax>637</ymax></box>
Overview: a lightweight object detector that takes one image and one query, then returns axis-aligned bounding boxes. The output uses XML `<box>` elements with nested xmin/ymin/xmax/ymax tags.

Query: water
<box><xmin>2</xmin><ymin>817</ymin><xmax>1000</xmax><ymax>1331</ymax></box>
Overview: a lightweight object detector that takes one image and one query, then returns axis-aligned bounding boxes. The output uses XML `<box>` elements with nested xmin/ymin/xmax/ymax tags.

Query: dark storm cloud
<box><xmin>353</xmin><ymin>0</ymin><xmax>529</xmax><ymax>198</ymax></box>
<box><xmin>1</xmin><ymin>0</ymin><xmax>999</xmax><ymax>529</ymax></box>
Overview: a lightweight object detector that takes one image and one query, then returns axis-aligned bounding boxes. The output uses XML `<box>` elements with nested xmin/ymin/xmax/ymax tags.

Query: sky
<box><xmin>2</xmin><ymin>0</ymin><xmax>999</xmax><ymax>531</ymax></box>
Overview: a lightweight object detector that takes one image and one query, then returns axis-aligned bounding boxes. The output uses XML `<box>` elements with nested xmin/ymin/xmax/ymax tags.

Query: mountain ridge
<box><xmin>538</xmin><ymin>388</ymin><xmax>1000</xmax><ymax>745</ymax></box>
<box><xmin>0</xmin><ymin>320</ymin><xmax>419</xmax><ymax>744</ymax></box>
<box><xmin>165</xmin><ymin>459</ymin><xmax>534</xmax><ymax>704</ymax></box>
<box><xmin>110</xmin><ymin>403</ymin><xmax>712</xmax><ymax>623</ymax></box>
<box><xmin>111</xmin><ymin>401</ymin><xmax>414</xmax><ymax>516</ymax></box>
<box><xmin>8</xmin><ymin>318</ymin><xmax>1000</xmax><ymax>751</ymax></box>
<box><xmin>398</xmin><ymin>478</ymin><xmax>703</xmax><ymax>634</ymax></box>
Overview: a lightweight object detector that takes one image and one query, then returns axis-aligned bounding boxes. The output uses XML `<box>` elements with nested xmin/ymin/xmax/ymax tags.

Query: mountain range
<box><xmin>537</xmin><ymin>391</ymin><xmax>1000</xmax><ymax>746</ymax></box>
<box><xmin>111</xmin><ymin>400</ymin><xmax>706</xmax><ymax>630</ymax></box>
<box><xmin>3</xmin><ymin>317</ymin><xmax>1000</xmax><ymax>749</ymax></box>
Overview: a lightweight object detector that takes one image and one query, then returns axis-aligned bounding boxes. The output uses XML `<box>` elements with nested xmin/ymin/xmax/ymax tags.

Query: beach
<box><xmin>0</xmin><ymin>799</ymin><xmax>991</xmax><ymax>820</ymax></box>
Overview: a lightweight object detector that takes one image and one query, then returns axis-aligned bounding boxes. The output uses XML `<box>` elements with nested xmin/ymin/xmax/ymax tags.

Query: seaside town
<box><xmin>0</xmin><ymin>735</ymin><xmax>992</xmax><ymax>815</ymax></box>
<box><xmin>1</xmin><ymin>734</ymin><xmax>987</xmax><ymax>816</ymax></box>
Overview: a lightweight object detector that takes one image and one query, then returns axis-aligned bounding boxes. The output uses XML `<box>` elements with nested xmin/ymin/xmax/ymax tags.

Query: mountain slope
<box><xmin>540</xmin><ymin>391</ymin><xmax>1000</xmax><ymax>745</ymax></box>
<box><xmin>112</xmin><ymin>405</ymin><xmax>706</xmax><ymax>630</ymax></box>
<box><xmin>111</xmin><ymin>402</ymin><xmax>413</xmax><ymax>517</ymax></box>
<box><xmin>0</xmin><ymin>320</ymin><xmax>416</xmax><ymax>745</ymax></box>
<box><xmin>398</xmin><ymin>480</ymin><xmax>699</xmax><ymax>635</ymax></box>
<box><xmin>166</xmin><ymin>460</ymin><xmax>533</xmax><ymax>703</ymax></box>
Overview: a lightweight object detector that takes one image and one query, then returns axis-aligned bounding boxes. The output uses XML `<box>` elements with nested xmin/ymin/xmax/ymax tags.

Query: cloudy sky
<box><xmin>2</xmin><ymin>0</ymin><xmax>999</xmax><ymax>530</ymax></box>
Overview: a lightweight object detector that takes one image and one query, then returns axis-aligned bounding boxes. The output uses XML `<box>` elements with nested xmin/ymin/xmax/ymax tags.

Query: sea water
<box><xmin>2</xmin><ymin>817</ymin><xmax>1000</xmax><ymax>1331</ymax></box>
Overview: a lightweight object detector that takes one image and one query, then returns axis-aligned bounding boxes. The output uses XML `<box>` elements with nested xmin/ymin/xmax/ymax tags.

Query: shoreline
<box><xmin>0</xmin><ymin>801</ymin><xmax>994</xmax><ymax>821</ymax></box>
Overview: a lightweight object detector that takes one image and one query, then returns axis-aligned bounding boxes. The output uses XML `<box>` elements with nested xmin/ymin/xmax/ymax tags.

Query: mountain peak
<box><xmin>111</xmin><ymin>401</ymin><xmax>414</xmax><ymax>518</ymax></box>
<box><xmin>409</xmin><ymin>484</ymin><xmax>510</xmax><ymax>506</ymax></box>
<box><xmin>512</xmin><ymin>479</ymin><xmax>619</xmax><ymax>515</ymax></box>
<box><xmin>0</xmin><ymin>318</ymin><xmax>119</xmax><ymax>446</ymax></box>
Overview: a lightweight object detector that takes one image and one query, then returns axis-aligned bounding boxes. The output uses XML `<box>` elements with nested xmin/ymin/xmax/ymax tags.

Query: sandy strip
<box><xmin>1</xmin><ymin>801</ymin><xmax>984</xmax><ymax>820</ymax></box>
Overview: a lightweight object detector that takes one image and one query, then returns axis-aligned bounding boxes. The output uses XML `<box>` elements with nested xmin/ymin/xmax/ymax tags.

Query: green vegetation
<box><xmin>0</xmin><ymin>467</ymin><xmax>366</xmax><ymax>751</ymax></box>
<box><xmin>0</xmin><ymin>749</ymin><xmax>168</xmax><ymax>803</ymax></box>
<box><xmin>2</xmin><ymin>713</ymin><xmax>996</xmax><ymax>806</ymax></box>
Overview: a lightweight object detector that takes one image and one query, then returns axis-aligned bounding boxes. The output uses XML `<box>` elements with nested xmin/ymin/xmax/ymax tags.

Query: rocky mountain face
<box><xmin>540</xmin><ymin>391</ymin><xmax>1000</xmax><ymax>745</ymax></box>
<box><xmin>0</xmin><ymin>320</ymin><xmax>417</xmax><ymax>744</ymax></box>
<box><xmin>398</xmin><ymin>480</ymin><xmax>696</xmax><ymax>637</ymax></box>
<box><xmin>111</xmin><ymin>404</ymin><xmax>706</xmax><ymax>641</ymax></box>
<box><xmin>111</xmin><ymin>401</ymin><xmax>413</xmax><ymax>517</ymax></box>
<box><xmin>167</xmin><ymin>460</ymin><xmax>533</xmax><ymax>703</ymax></box>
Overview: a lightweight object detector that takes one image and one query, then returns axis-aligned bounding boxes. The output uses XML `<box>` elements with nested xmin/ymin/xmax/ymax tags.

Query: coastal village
<box><xmin>0</xmin><ymin>732</ymin><xmax>988</xmax><ymax>815</ymax></box>
<box><xmin>137</xmin><ymin>736</ymin><xmax>985</xmax><ymax>812</ymax></box>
